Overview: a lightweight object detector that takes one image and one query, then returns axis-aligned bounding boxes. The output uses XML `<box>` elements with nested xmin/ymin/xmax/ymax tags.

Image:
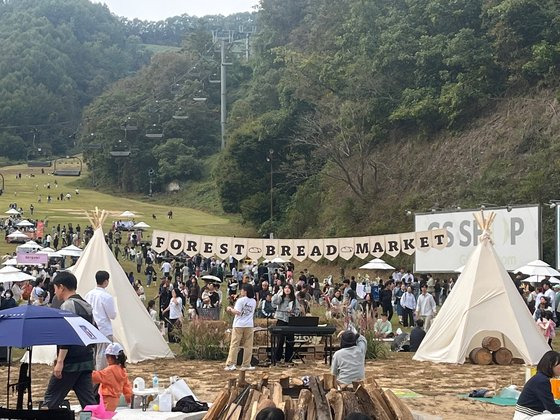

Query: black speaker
<box><xmin>0</xmin><ymin>347</ymin><xmax>8</xmax><ymax>364</ymax></box>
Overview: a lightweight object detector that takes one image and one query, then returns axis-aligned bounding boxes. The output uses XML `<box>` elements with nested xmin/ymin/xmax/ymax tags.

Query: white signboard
<box><xmin>415</xmin><ymin>205</ymin><xmax>540</xmax><ymax>272</ymax></box>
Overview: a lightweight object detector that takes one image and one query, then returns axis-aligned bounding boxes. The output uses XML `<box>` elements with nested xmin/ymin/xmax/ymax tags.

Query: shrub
<box><xmin>179</xmin><ymin>320</ymin><xmax>229</xmax><ymax>360</ymax></box>
<box><xmin>363</xmin><ymin>330</ymin><xmax>389</xmax><ymax>360</ymax></box>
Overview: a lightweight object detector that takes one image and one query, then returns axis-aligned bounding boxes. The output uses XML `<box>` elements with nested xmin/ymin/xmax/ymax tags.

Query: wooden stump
<box><xmin>481</xmin><ymin>336</ymin><xmax>502</xmax><ymax>352</ymax></box>
<box><xmin>492</xmin><ymin>347</ymin><xmax>513</xmax><ymax>365</ymax></box>
<box><xmin>469</xmin><ymin>347</ymin><xmax>492</xmax><ymax>365</ymax></box>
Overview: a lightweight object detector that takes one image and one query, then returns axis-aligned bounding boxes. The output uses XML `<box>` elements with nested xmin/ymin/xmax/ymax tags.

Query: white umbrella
<box><xmin>133</xmin><ymin>221</ymin><xmax>151</xmax><ymax>229</ymax></box>
<box><xmin>16</xmin><ymin>220</ymin><xmax>34</xmax><ymax>228</ymax></box>
<box><xmin>4</xmin><ymin>208</ymin><xmax>20</xmax><ymax>215</ymax></box>
<box><xmin>271</xmin><ymin>256</ymin><xmax>288</xmax><ymax>263</ymax></box>
<box><xmin>7</xmin><ymin>230</ymin><xmax>29</xmax><ymax>240</ymax></box>
<box><xmin>201</xmin><ymin>274</ymin><xmax>222</xmax><ymax>283</ymax></box>
<box><xmin>58</xmin><ymin>245</ymin><xmax>83</xmax><ymax>257</ymax></box>
<box><xmin>359</xmin><ymin>258</ymin><xmax>395</xmax><ymax>270</ymax></box>
<box><xmin>514</xmin><ymin>260</ymin><xmax>560</xmax><ymax>277</ymax></box>
<box><xmin>521</xmin><ymin>275</ymin><xmax>560</xmax><ymax>284</ymax></box>
<box><xmin>37</xmin><ymin>249</ymin><xmax>63</xmax><ymax>258</ymax></box>
<box><xmin>2</xmin><ymin>258</ymin><xmax>17</xmax><ymax>266</ymax></box>
<box><xmin>17</xmin><ymin>241</ymin><xmax>42</xmax><ymax>251</ymax></box>
<box><xmin>0</xmin><ymin>266</ymin><xmax>35</xmax><ymax>283</ymax></box>
<box><xmin>119</xmin><ymin>211</ymin><xmax>136</xmax><ymax>218</ymax></box>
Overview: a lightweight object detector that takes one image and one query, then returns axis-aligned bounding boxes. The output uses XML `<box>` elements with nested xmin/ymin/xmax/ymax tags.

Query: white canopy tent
<box><xmin>119</xmin><ymin>211</ymin><xmax>136</xmax><ymax>218</ymax></box>
<box><xmin>413</xmin><ymin>211</ymin><xmax>549</xmax><ymax>365</ymax></box>
<box><xmin>58</xmin><ymin>245</ymin><xmax>83</xmax><ymax>257</ymax></box>
<box><xmin>0</xmin><ymin>266</ymin><xmax>35</xmax><ymax>283</ymax></box>
<box><xmin>5</xmin><ymin>208</ymin><xmax>20</xmax><ymax>215</ymax></box>
<box><xmin>16</xmin><ymin>241</ymin><xmax>42</xmax><ymax>251</ymax></box>
<box><xmin>6</xmin><ymin>231</ymin><xmax>29</xmax><ymax>240</ymax></box>
<box><xmin>359</xmin><ymin>258</ymin><xmax>395</xmax><ymax>271</ymax></box>
<box><xmin>132</xmin><ymin>221</ymin><xmax>150</xmax><ymax>229</ymax></box>
<box><xmin>15</xmin><ymin>220</ymin><xmax>34</xmax><ymax>228</ymax></box>
<box><xmin>515</xmin><ymin>259</ymin><xmax>560</xmax><ymax>278</ymax></box>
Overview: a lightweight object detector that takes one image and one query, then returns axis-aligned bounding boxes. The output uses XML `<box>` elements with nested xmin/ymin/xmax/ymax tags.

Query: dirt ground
<box><xmin>0</xmin><ymin>351</ymin><xmax>523</xmax><ymax>419</ymax></box>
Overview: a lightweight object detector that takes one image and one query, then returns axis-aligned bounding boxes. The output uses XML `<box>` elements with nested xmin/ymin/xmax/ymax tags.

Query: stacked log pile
<box><xmin>469</xmin><ymin>336</ymin><xmax>513</xmax><ymax>365</ymax></box>
<box><xmin>203</xmin><ymin>371</ymin><xmax>414</xmax><ymax>420</ymax></box>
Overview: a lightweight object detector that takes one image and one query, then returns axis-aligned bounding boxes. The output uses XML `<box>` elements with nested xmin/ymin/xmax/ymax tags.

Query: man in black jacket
<box><xmin>43</xmin><ymin>272</ymin><xmax>97</xmax><ymax>409</ymax></box>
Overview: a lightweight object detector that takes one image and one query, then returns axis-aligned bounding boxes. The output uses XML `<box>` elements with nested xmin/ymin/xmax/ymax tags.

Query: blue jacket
<box><xmin>516</xmin><ymin>372</ymin><xmax>560</xmax><ymax>415</ymax></box>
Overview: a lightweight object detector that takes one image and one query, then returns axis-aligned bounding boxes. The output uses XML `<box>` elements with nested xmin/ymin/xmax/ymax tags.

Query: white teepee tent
<box><xmin>70</xmin><ymin>209</ymin><xmax>173</xmax><ymax>362</ymax></box>
<box><xmin>413</xmin><ymin>211</ymin><xmax>549</xmax><ymax>365</ymax></box>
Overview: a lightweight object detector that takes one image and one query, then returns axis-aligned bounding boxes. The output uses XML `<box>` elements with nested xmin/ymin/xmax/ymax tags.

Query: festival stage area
<box><xmin>0</xmin><ymin>353</ymin><xmax>523</xmax><ymax>419</ymax></box>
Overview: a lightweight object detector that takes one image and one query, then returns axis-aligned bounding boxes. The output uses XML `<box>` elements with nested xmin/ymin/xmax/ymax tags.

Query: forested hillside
<box><xmin>0</xmin><ymin>0</ymin><xmax>149</xmax><ymax>160</ymax></box>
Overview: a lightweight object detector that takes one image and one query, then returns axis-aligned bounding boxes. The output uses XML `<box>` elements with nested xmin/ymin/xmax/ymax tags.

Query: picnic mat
<box><xmin>388</xmin><ymin>388</ymin><xmax>423</xmax><ymax>399</ymax></box>
<box><xmin>458</xmin><ymin>394</ymin><xmax>560</xmax><ymax>406</ymax></box>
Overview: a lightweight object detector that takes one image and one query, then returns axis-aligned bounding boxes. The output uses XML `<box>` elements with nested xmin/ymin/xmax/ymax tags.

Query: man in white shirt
<box><xmin>543</xmin><ymin>281</ymin><xmax>556</xmax><ymax>316</ymax></box>
<box><xmin>416</xmin><ymin>285</ymin><xmax>437</xmax><ymax>331</ymax></box>
<box><xmin>85</xmin><ymin>270</ymin><xmax>117</xmax><ymax>370</ymax></box>
<box><xmin>161</xmin><ymin>260</ymin><xmax>171</xmax><ymax>278</ymax></box>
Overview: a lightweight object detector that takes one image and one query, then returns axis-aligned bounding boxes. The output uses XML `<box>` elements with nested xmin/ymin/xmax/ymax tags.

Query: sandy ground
<box><xmin>0</xmin><ymin>352</ymin><xmax>523</xmax><ymax>419</ymax></box>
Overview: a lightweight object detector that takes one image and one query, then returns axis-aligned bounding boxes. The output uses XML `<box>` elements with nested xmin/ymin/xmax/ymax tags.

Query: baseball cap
<box><xmin>105</xmin><ymin>342</ymin><xmax>124</xmax><ymax>356</ymax></box>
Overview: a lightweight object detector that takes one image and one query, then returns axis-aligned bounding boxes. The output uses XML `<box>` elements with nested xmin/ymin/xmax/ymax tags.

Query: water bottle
<box><xmin>152</xmin><ymin>372</ymin><xmax>159</xmax><ymax>390</ymax></box>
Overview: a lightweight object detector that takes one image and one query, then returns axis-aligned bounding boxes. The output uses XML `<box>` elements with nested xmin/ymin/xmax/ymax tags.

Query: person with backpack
<box><xmin>43</xmin><ymin>271</ymin><xmax>97</xmax><ymax>409</ymax></box>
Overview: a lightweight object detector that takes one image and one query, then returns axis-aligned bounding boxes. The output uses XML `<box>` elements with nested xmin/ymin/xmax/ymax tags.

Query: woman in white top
<box><xmin>163</xmin><ymin>288</ymin><xmax>183</xmax><ymax>343</ymax></box>
<box><xmin>225</xmin><ymin>284</ymin><xmax>257</xmax><ymax>371</ymax></box>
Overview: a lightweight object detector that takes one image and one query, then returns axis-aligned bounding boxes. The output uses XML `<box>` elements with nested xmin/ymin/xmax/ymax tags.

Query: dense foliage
<box><xmin>120</xmin><ymin>13</ymin><xmax>256</xmax><ymax>47</ymax></box>
<box><xmin>0</xmin><ymin>0</ymin><xmax>147</xmax><ymax>161</ymax></box>
<box><xmin>218</xmin><ymin>0</ymin><xmax>560</xmax><ymax>237</ymax></box>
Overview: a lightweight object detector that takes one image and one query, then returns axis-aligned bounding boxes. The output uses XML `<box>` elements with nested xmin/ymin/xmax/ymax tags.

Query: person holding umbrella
<box><xmin>43</xmin><ymin>271</ymin><xmax>97</xmax><ymax>409</ymax></box>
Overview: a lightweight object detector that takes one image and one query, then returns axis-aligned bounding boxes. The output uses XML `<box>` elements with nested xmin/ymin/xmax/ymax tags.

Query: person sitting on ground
<box><xmin>92</xmin><ymin>343</ymin><xmax>132</xmax><ymax>411</ymax></box>
<box><xmin>515</xmin><ymin>350</ymin><xmax>560</xmax><ymax>418</ymax></box>
<box><xmin>331</xmin><ymin>329</ymin><xmax>367</xmax><ymax>385</ymax></box>
<box><xmin>409</xmin><ymin>318</ymin><xmax>426</xmax><ymax>352</ymax></box>
<box><xmin>374</xmin><ymin>313</ymin><xmax>393</xmax><ymax>338</ymax></box>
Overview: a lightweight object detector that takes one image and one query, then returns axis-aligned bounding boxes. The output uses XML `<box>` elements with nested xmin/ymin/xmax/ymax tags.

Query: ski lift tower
<box><xmin>211</xmin><ymin>30</ymin><xmax>234</xmax><ymax>150</ymax></box>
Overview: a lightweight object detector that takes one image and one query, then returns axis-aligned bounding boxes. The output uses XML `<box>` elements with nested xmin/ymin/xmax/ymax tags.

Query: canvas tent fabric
<box><xmin>72</xmin><ymin>227</ymin><xmax>173</xmax><ymax>363</ymax></box>
<box><xmin>413</xmin><ymin>212</ymin><xmax>549</xmax><ymax>366</ymax></box>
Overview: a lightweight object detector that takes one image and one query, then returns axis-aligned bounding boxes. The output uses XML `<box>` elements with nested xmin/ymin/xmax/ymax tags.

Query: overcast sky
<box><xmin>90</xmin><ymin>0</ymin><xmax>259</xmax><ymax>21</ymax></box>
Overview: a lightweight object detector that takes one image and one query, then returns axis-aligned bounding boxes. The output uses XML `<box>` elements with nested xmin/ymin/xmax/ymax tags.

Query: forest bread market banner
<box><xmin>151</xmin><ymin>228</ymin><xmax>448</xmax><ymax>262</ymax></box>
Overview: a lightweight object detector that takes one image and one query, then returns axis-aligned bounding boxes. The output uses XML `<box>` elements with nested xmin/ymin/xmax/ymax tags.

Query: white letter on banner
<box><xmin>400</xmin><ymin>232</ymin><xmax>416</xmax><ymax>255</ymax></box>
<box><xmin>216</xmin><ymin>237</ymin><xmax>232</xmax><ymax>258</ymax></box>
<box><xmin>200</xmin><ymin>236</ymin><xmax>216</xmax><ymax>258</ymax></box>
<box><xmin>416</xmin><ymin>230</ymin><xmax>432</xmax><ymax>252</ymax></box>
<box><xmin>278</xmin><ymin>240</ymin><xmax>293</xmax><ymax>258</ymax></box>
<box><xmin>152</xmin><ymin>230</ymin><xmax>169</xmax><ymax>253</ymax></box>
<box><xmin>322</xmin><ymin>239</ymin><xmax>339</xmax><ymax>261</ymax></box>
<box><xmin>431</xmin><ymin>228</ymin><xmax>448</xmax><ymax>250</ymax></box>
<box><xmin>183</xmin><ymin>234</ymin><xmax>201</xmax><ymax>256</ymax></box>
<box><xmin>369</xmin><ymin>235</ymin><xmax>385</xmax><ymax>258</ymax></box>
<box><xmin>307</xmin><ymin>239</ymin><xmax>324</xmax><ymax>262</ymax></box>
<box><xmin>168</xmin><ymin>233</ymin><xmax>186</xmax><ymax>256</ymax></box>
<box><xmin>231</xmin><ymin>238</ymin><xmax>248</xmax><ymax>259</ymax></box>
<box><xmin>263</xmin><ymin>239</ymin><xmax>278</xmax><ymax>258</ymax></box>
<box><xmin>292</xmin><ymin>239</ymin><xmax>308</xmax><ymax>262</ymax></box>
<box><xmin>247</xmin><ymin>239</ymin><xmax>263</xmax><ymax>261</ymax></box>
<box><xmin>384</xmin><ymin>234</ymin><xmax>401</xmax><ymax>258</ymax></box>
<box><xmin>338</xmin><ymin>237</ymin><xmax>354</xmax><ymax>260</ymax></box>
<box><xmin>354</xmin><ymin>237</ymin><xmax>370</xmax><ymax>259</ymax></box>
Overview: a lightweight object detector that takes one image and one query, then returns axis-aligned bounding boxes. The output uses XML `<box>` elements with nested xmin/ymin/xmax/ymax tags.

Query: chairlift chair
<box><xmin>122</xmin><ymin>117</ymin><xmax>138</xmax><ymax>131</ymax></box>
<box><xmin>53</xmin><ymin>156</ymin><xmax>82</xmax><ymax>176</ymax></box>
<box><xmin>145</xmin><ymin>124</ymin><xmax>164</xmax><ymax>139</ymax></box>
<box><xmin>172</xmin><ymin>107</ymin><xmax>189</xmax><ymax>120</ymax></box>
<box><xmin>109</xmin><ymin>140</ymin><xmax>131</xmax><ymax>157</ymax></box>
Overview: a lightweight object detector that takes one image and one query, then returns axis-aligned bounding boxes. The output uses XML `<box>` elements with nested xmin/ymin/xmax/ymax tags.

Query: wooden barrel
<box><xmin>469</xmin><ymin>347</ymin><xmax>492</xmax><ymax>365</ymax></box>
<box><xmin>492</xmin><ymin>347</ymin><xmax>513</xmax><ymax>365</ymax></box>
<box><xmin>481</xmin><ymin>336</ymin><xmax>502</xmax><ymax>352</ymax></box>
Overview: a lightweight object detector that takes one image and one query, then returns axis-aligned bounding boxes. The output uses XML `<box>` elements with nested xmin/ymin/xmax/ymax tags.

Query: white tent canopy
<box><xmin>359</xmin><ymin>258</ymin><xmax>395</xmax><ymax>270</ymax></box>
<box><xmin>58</xmin><ymin>245</ymin><xmax>83</xmax><ymax>257</ymax></box>
<box><xmin>521</xmin><ymin>275</ymin><xmax>560</xmax><ymax>284</ymax></box>
<box><xmin>133</xmin><ymin>221</ymin><xmax>150</xmax><ymax>229</ymax></box>
<box><xmin>7</xmin><ymin>231</ymin><xmax>29</xmax><ymax>240</ymax></box>
<box><xmin>119</xmin><ymin>211</ymin><xmax>136</xmax><ymax>218</ymax></box>
<box><xmin>15</xmin><ymin>220</ymin><xmax>34</xmax><ymax>228</ymax></box>
<box><xmin>0</xmin><ymin>266</ymin><xmax>35</xmax><ymax>283</ymax></box>
<box><xmin>5</xmin><ymin>208</ymin><xmax>20</xmax><ymax>215</ymax></box>
<box><xmin>413</xmin><ymin>211</ymin><xmax>549</xmax><ymax>366</ymax></box>
<box><xmin>17</xmin><ymin>241</ymin><xmax>42</xmax><ymax>251</ymax></box>
<box><xmin>71</xmin><ymin>225</ymin><xmax>173</xmax><ymax>363</ymax></box>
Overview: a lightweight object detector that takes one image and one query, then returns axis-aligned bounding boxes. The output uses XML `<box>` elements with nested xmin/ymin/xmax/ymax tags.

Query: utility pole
<box><xmin>220</xmin><ymin>39</ymin><xmax>227</xmax><ymax>150</ymax></box>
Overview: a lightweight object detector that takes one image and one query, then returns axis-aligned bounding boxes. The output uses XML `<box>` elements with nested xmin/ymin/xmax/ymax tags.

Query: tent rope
<box><xmin>85</xmin><ymin>207</ymin><xmax>108</xmax><ymax>230</ymax></box>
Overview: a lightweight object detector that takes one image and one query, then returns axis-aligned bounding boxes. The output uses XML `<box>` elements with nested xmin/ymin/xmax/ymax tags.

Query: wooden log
<box><xmin>292</xmin><ymin>377</ymin><xmax>304</xmax><ymax>387</ymax></box>
<box><xmin>203</xmin><ymin>388</ymin><xmax>229</xmax><ymax>420</ymax></box>
<box><xmin>284</xmin><ymin>397</ymin><xmax>295</xmax><ymax>420</ymax></box>
<box><xmin>326</xmin><ymin>389</ymin><xmax>344</xmax><ymax>420</ymax></box>
<box><xmin>362</xmin><ymin>384</ymin><xmax>394</xmax><ymax>420</ymax></box>
<box><xmin>492</xmin><ymin>347</ymin><xmax>513</xmax><ymax>365</ymax></box>
<box><xmin>238</xmin><ymin>371</ymin><xmax>248</xmax><ymax>387</ymax></box>
<box><xmin>241</xmin><ymin>389</ymin><xmax>261</xmax><ymax>420</ymax></box>
<box><xmin>257</xmin><ymin>374</ymin><xmax>269</xmax><ymax>391</ymax></box>
<box><xmin>260</xmin><ymin>386</ymin><xmax>270</xmax><ymax>400</ymax></box>
<box><xmin>279</xmin><ymin>375</ymin><xmax>291</xmax><ymax>389</ymax></box>
<box><xmin>228</xmin><ymin>388</ymin><xmax>240</xmax><ymax>406</ymax></box>
<box><xmin>307</xmin><ymin>395</ymin><xmax>316</xmax><ymax>420</ymax></box>
<box><xmin>382</xmin><ymin>389</ymin><xmax>414</xmax><ymax>420</ymax></box>
<box><xmin>323</xmin><ymin>373</ymin><xmax>337</xmax><ymax>392</ymax></box>
<box><xmin>293</xmin><ymin>389</ymin><xmax>312</xmax><ymax>420</ymax></box>
<box><xmin>352</xmin><ymin>381</ymin><xmax>364</xmax><ymax>392</ymax></box>
<box><xmin>271</xmin><ymin>382</ymin><xmax>283</xmax><ymax>407</ymax></box>
<box><xmin>481</xmin><ymin>336</ymin><xmax>502</xmax><ymax>352</ymax></box>
<box><xmin>228</xmin><ymin>378</ymin><xmax>238</xmax><ymax>390</ymax></box>
<box><xmin>469</xmin><ymin>347</ymin><xmax>492</xmax><ymax>365</ymax></box>
<box><xmin>249</xmin><ymin>401</ymin><xmax>259</xmax><ymax>420</ymax></box>
<box><xmin>229</xmin><ymin>405</ymin><xmax>243</xmax><ymax>420</ymax></box>
<box><xmin>364</xmin><ymin>374</ymin><xmax>380</xmax><ymax>388</ymax></box>
<box><xmin>341</xmin><ymin>391</ymin><xmax>363</xmax><ymax>417</ymax></box>
<box><xmin>309</xmin><ymin>376</ymin><xmax>333</xmax><ymax>420</ymax></box>
<box><xmin>256</xmin><ymin>399</ymin><xmax>276</xmax><ymax>413</ymax></box>
<box><xmin>354</xmin><ymin>385</ymin><xmax>391</xmax><ymax>420</ymax></box>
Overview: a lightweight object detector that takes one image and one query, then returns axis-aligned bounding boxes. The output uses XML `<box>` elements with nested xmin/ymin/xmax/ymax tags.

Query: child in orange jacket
<box><xmin>92</xmin><ymin>343</ymin><xmax>132</xmax><ymax>411</ymax></box>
